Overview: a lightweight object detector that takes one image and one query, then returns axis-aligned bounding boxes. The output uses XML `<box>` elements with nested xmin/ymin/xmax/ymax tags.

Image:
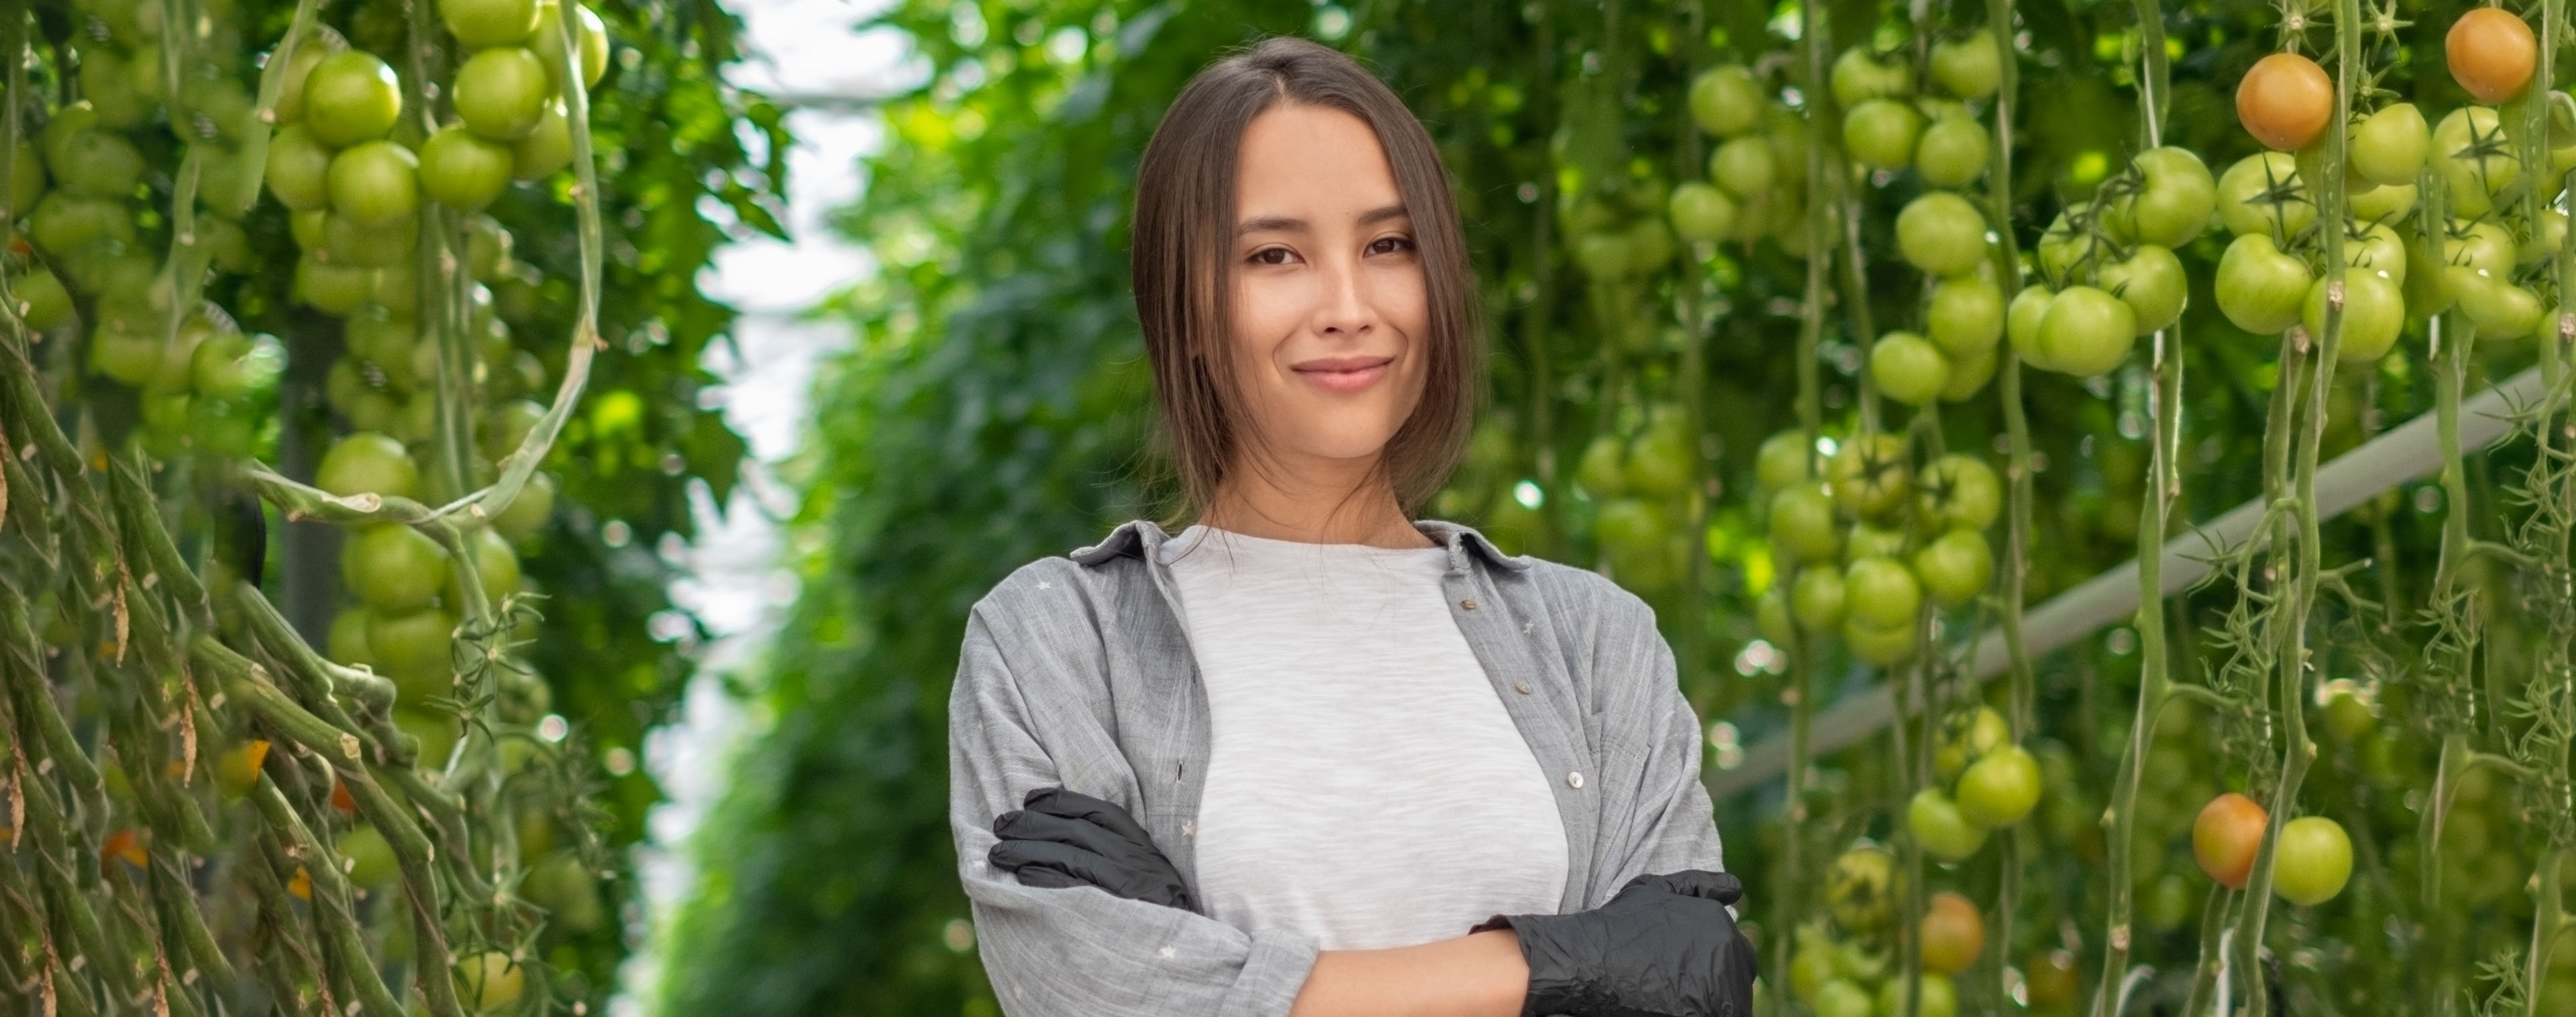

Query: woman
<box><xmin>947</xmin><ymin>36</ymin><xmax>1756</xmax><ymax>1017</ymax></box>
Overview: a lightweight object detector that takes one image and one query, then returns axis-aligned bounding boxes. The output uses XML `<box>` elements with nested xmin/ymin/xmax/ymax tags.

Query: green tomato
<box><xmin>492</xmin><ymin>472</ymin><xmax>556</xmax><ymax>543</ymax></box>
<box><xmin>1917</xmin><ymin>454</ymin><xmax>2001</xmax><ymax>532</ymax></box>
<box><xmin>51</xmin><ymin>129</ymin><xmax>146</xmax><ymax>199</ymax></box>
<box><xmin>7</xmin><ymin>143</ymin><xmax>44</xmax><ymax>213</ymax></box>
<box><xmin>1813</xmin><ymin>980</ymin><xmax>1871</xmax><ymax>1017</ymax></box>
<box><xmin>2272</xmin><ymin>816</ymin><xmax>2353</xmax><ymax>906</ymax></box>
<box><xmin>1927</xmin><ymin>275</ymin><xmax>2003</xmax><ymax>359</ymax></box>
<box><xmin>1879</xmin><ymin>974</ymin><xmax>1959</xmax><ymax>1017</ymax></box>
<box><xmin>303</xmin><ymin>50</ymin><xmax>403</xmax><ymax>148</ymax></box>
<box><xmin>1769</xmin><ymin>485</ymin><xmax>1842</xmax><ymax>564</ymax></box>
<box><xmin>1913</xmin><ymin>116</ymin><xmax>1988</xmax><ymax>189</ymax></box>
<box><xmin>1789</xmin><ymin>946</ymin><xmax>1839</xmax><ymax>1004</ymax></box>
<box><xmin>2098</xmin><ymin>243</ymin><xmax>2186</xmax><ymax>335</ymax></box>
<box><xmin>29</xmin><ymin>193</ymin><xmax>137</xmax><ymax>255</ymax></box>
<box><xmin>1791</xmin><ymin>566</ymin><xmax>1847</xmax><ymax>633</ymax></box>
<box><xmin>322</xmin><ymin>209</ymin><xmax>419</xmax><ymax>269</ymax></box>
<box><xmin>1756</xmin><ymin>590</ymin><xmax>1796</xmax><ymax>650</ymax></box>
<box><xmin>1957</xmin><ymin>744</ymin><xmax>2042</xmax><ymax>828</ymax></box>
<box><xmin>295</xmin><ymin>255</ymin><xmax>374</xmax><ymax>315</ymax></box>
<box><xmin>327</xmin><ymin>140</ymin><xmax>421</xmax><ymax>227</ymax></box>
<box><xmin>2304</xmin><ymin>267</ymin><xmax>2407</xmax><ymax>364</ymax></box>
<box><xmin>1709</xmin><ymin>135</ymin><xmax>1776</xmax><ymax>197</ymax></box>
<box><xmin>1829</xmin><ymin>47</ymin><xmax>1911</xmax><ymax>108</ymax></box>
<box><xmin>369</xmin><ymin>606</ymin><xmax>458</xmax><ymax>704</ymax></box>
<box><xmin>2216</xmin><ymin>233</ymin><xmax>2313</xmax><ymax>335</ymax></box>
<box><xmin>87</xmin><ymin>315</ymin><xmax>165</xmax><ymax>387</ymax></box>
<box><xmin>1842</xmin><ymin>99</ymin><xmax>1921</xmax><ymax>173</ymax></box>
<box><xmin>2217</xmin><ymin>151</ymin><xmax>2315</xmax><ymax>239</ymax></box>
<box><xmin>2348</xmin><ymin>221</ymin><xmax>2409</xmax><ymax>287</ymax></box>
<box><xmin>1755</xmin><ymin>430</ymin><xmax>1814</xmax><ymax>493</ymax></box>
<box><xmin>2435</xmin><ymin>105</ymin><xmax>2520</xmax><ymax>217</ymax></box>
<box><xmin>1869</xmin><ymin>331</ymin><xmax>1951</xmax><ymax>407</ymax></box>
<box><xmin>1624</xmin><ymin>416</ymin><xmax>1691</xmax><ymax>497</ymax></box>
<box><xmin>1842</xmin><ymin>556</ymin><xmax>1922</xmax><ymax>628</ymax></box>
<box><xmin>327</xmin><ymin>606</ymin><xmax>375</xmax><ymax>666</ymax></box>
<box><xmin>531</xmin><ymin>0</ymin><xmax>611</xmax><ymax>91</ymax></box>
<box><xmin>2105</xmin><ymin>147</ymin><xmax>2215</xmax><ymax>248</ymax></box>
<box><xmin>1936</xmin><ymin>706</ymin><xmax>2011</xmax><ymax>780</ymax></box>
<box><xmin>2323</xmin><ymin>689</ymin><xmax>2377</xmax><ymax>743</ymax></box>
<box><xmin>443</xmin><ymin>526</ymin><xmax>524</xmax><ymax>610</ymax></box>
<box><xmin>2037</xmin><ymin>285</ymin><xmax>2137</xmax><ymax>377</ymax></box>
<box><xmin>189</xmin><ymin>331</ymin><xmax>285</xmax><ymax>401</ymax></box>
<box><xmin>2347</xmin><ymin>179</ymin><xmax>2417</xmax><ymax>223</ymax></box>
<box><xmin>338</xmin><ymin>824</ymin><xmax>400</xmax><ymax>887</ymax></box>
<box><xmin>1912</xmin><ymin>528</ymin><xmax>1993</xmax><ymax>607</ymax></box>
<box><xmin>455</xmin><ymin>47</ymin><xmax>552</xmax><ymax>141</ymax></box>
<box><xmin>1577</xmin><ymin>433</ymin><xmax>1626</xmax><ymax>498</ymax></box>
<box><xmin>2451</xmin><ymin>267</ymin><xmax>2543</xmax><ymax>339</ymax></box>
<box><xmin>511</xmin><ymin>101</ymin><xmax>574</xmax><ymax>181</ymax></box>
<box><xmin>1688</xmin><ymin>65</ymin><xmax>1763</xmax><ymax>137</ymax></box>
<box><xmin>318</xmin><ymin>431</ymin><xmax>421</xmax><ymax>499</ymax></box>
<box><xmin>420</xmin><ymin>124</ymin><xmax>516</xmax><ymax>212</ymax></box>
<box><xmin>1828</xmin><ymin>433</ymin><xmax>1911</xmax><ymax>518</ymax></box>
<box><xmin>442</xmin><ymin>0</ymin><xmax>541</xmax><ymax>47</ymax></box>
<box><xmin>1896</xmin><ymin>191</ymin><xmax>1988</xmax><ymax>278</ymax></box>
<box><xmin>2034</xmin><ymin>207</ymin><xmax>2096</xmax><ymax>283</ymax></box>
<box><xmin>2349</xmin><ymin>102</ymin><xmax>2429</xmax><ymax>188</ymax></box>
<box><xmin>1825</xmin><ymin>845</ymin><xmax>1899</xmax><ymax>932</ymax></box>
<box><xmin>2520</xmin><ymin>208</ymin><xmax>2568</xmax><ymax>265</ymax></box>
<box><xmin>2447</xmin><ymin>219</ymin><xmax>2517</xmax><ymax>277</ymax></box>
<box><xmin>9</xmin><ymin>267</ymin><xmax>75</xmax><ymax>332</ymax></box>
<box><xmin>1909</xmin><ymin>788</ymin><xmax>1989</xmax><ymax>862</ymax></box>
<box><xmin>1939</xmin><ymin>347</ymin><xmax>1995</xmax><ymax>402</ymax></box>
<box><xmin>2006</xmin><ymin>284</ymin><xmax>2058</xmax><ymax>371</ymax></box>
<box><xmin>343</xmin><ymin>524</ymin><xmax>451</xmax><ymax>614</ymax></box>
<box><xmin>1666</xmin><ymin>181</ymin><xmax>1738</xmax><ymax>243</ymax></box>
<box><xmin>1929</xmin><ymin>36</ymin><xmax>2001</xmax><ymax>99</ymax></box>
<box><xmin>1842</xmin><ymin>522</ymin><xmax>1908</xmax><ymax>564</ymax></box>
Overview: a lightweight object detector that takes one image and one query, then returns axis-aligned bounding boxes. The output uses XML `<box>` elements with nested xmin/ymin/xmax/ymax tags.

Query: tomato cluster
<box><xmin>1666</xmin><ymin>59</ymin><xmax>1821</xmax><ymax>256</ymax></box>
<box><xmin>1788</xmin><ymin>845</ymin><xmax>1987</xmax><ymax>1017</ymax></box>
<box><xmin>1755</xmin><ymin>427</ymin><xmax>2000</xmax><ymax>670</ymax></box>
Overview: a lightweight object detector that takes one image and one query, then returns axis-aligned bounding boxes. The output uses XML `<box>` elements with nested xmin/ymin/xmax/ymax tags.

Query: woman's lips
<box><xmin>1293</xmin><ymin>355</ymin><xmax>1393</xmax><ymax>393</ymax></box>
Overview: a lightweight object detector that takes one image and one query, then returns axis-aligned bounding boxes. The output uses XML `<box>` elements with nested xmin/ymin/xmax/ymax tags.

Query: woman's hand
<box><xmin>1471</xmin><ymin>870</ymin><xmax>1757</xmax><ymax>1017</ymax></box>
<box><xmin>988</xmin><ymin>786</ymin><xmax>1197</xmax><ymax>911</ymax></box>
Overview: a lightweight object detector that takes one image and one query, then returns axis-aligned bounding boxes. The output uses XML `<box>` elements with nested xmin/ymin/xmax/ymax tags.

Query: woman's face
<box><xmin>1225</xmin><ymin>102</ymin><xmax>1429</xmax><ymax>478</ymax></box>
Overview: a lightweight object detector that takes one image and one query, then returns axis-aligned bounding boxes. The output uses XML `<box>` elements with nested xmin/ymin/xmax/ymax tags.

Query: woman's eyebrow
<box><xmin>1355</xmin><ymin>203</ymin><xmax>1409</xmax><ymax>226</ymax></box>
<box><xmin>1233</xmin><ymin>204</ymin><xmax>1409</xmax><ymax>237</ymax></box>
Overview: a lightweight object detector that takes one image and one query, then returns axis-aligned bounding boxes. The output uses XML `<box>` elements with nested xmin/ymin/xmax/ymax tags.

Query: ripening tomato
<box><xmin>457</xmin><ymin>47</ymin><xmax>553</xmax><ymax>141</ymax></box>
<box><xmin>1667</xmin><ymin>182</ymin><xmax>1738</xmax><ymax>243</ymax></box>
<box><xmin>1770</xmin><ymin>485</ymin><xmax>1843</xmax><ymax>563</ymax></box>
<box><xmin>327</xmin><ymin>141</ymin><xmax>421</xmax><ymax>227</ymax></box>
<box><xmin>2273</xmin><ymin>816</ymin><xmax>2354</xmax><ymax>905</ymax></box>
<box><xmin>1843</xmin><ymin>556</ymin><xmax>1923</xmax><ymax>628</ymax></box>
<box><xmin>1688</xmin><ymin>65</ymin><xmax>1762</xmax><ymax>137</ymax></box>
<box><xmin>1871</xmin><ymin>331</ymin><xmax>1951</xmax><ymax>407</ymax></box>
<box><xmin>1828</xmin><ymin>433</ymin><xmax>1912</xmax><ymax>518</ymax></box>
<box><xmin>443</xmin><ymin>0</ymin><xmax>541</xmax><ymax>47</ymax></box>
<box><xmin>2193</xmin><ymin>792</ymin><xmax>2267</xmax><ymax>888</ymax></box>
<box><xmin>1791</xmin><ymin>566</ymin><xmax>1847</xmax><ymax>633</ymax></box>
<box><xmin>2350</xmin><ymin>103</ymin><xmax>2429</xmax><ymax>188</ymax></box>
<box><xmin>2303</xmin><ymin>268</ymin><xmax>2406</xmax><ymax>364</ymax></box>
<box><xmin>2007</xmin><ymin>284</ymin><xmax>2057</xmax><ymax>371</ymax></box>
<box><xmin>1912</xmin><ymin>528</ymin><xmax>1993</xmax><ymax>606</ymax></box>
<box><xmin>2217</xmin><ymin>152</ymin><xmax>2315</xmax><ymax>239</ymax></box>
<box><xmin>2105</xmin><ymin>147</ymin><xmax>2215</xmax><ymax>248</ymax></box>
<box><xmin>1920</xmin><ymin>892</ymin><xmax>1985</xmax><ymax>975</ymax></box>
<box><xmin>1909</xmin><ymin>788</ymin><xmax>1989</xmax><ymax>862</ymax></box>
<box><xmin>2038</xmin><ymin>285</ymin><xmax>2137</xmax><ymax>377</ymax></box>
<box><xmin>2237</xmin><ymin>52</ymin><xmax>2333</xmax><ymax>151</ymax></box>
<box><xmin>2449</xmin><ymin>8</ymin><xmax>2538</xmax><ymax>104</ymax></box>
<box><xmin>1843</xmin><ymin>98</ymin><xmax>1922</xmax><ymax>172</ymax></box>
<box><xmin>303</xmin><ymin>50</ymin><xmax>403</xmax><ymax>148</ymax></box>
<box><xmin>1914</xmin><ymin>117</ymin><xmax>1989</xmax><ymax>189</ymax></box>
<box><xmin>1756</xmin><ymin>430</ymin><xmax>1815</xmax><ymax>492</ymax></box>
<box><xmin>343</xmin><ymin>523</ymin><xmax>452</xmax><ymax>614</ymax></box>
<box><xmin>1930</xmin><ymin>36</ymin><xmax>2001</xmax><ymax>100</ymax></box>
<box><xmin>2098</xmin><ymin>243</ymin><xmax>2187</xmax><ymax>335</ymax></box>
<box><xmin>2217</xmin><ymin>233</ymin><xmax>2313</xmax><ymax>335</ymax></box>
<box><xmin>1897</xmin><ymin>192</ymin><xmax>1989</xmax><ymax>278</ymax></box>
<box><xmin>1955</xmin><ymin>744</ymin><xmax>2041</xmax><ymax>828</ymax></box>
<box><xmin>262</xmin><ymin>123</ymin><xmax>331</xmax><ymax>214</ymax></box>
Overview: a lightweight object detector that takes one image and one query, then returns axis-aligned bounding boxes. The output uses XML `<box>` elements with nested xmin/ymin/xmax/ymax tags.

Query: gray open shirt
<box><xmin>947</xmin><ymin>519</ymin><xmax>1729</xmax><ymax>1015</ymax></box>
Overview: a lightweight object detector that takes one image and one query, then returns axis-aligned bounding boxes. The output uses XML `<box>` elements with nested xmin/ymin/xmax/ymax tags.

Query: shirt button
<box><xmin>1461</xmin><ymin>598</ymin><xmax>1477</xmax><ymax>610</ymax></box>
<box><xmin>1566</xmin><ymin>771</ymin><xmax>1585</xmax><ymax>789</ymax></box>
<box><xmin>1514</xmin><ymin>682</ymin><xmax>1531</xmax><ymax>695</ymax></box>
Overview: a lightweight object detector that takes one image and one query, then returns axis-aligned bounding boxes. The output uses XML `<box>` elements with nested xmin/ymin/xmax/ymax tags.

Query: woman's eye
<box><xmin>1368</xmin><ymin>235</ymin><xmax>1416</xmax><ymax>255</ymax></box>
<box><xmin>1248</xmin><ymin>247</ymin><xmax>1296</xmax><ymax>266</ymax></box>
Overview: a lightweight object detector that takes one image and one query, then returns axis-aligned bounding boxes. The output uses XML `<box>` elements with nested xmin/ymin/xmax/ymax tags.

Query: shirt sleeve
<box><xmin>949</xmin><ymin>597</ymin><xmax>1321</xmax><ymax>1016</ymax></box>
<box><xmin>1583</xmin><ymin>586</ymin><xmax>1729</xmax><ymax>890</ymax></box>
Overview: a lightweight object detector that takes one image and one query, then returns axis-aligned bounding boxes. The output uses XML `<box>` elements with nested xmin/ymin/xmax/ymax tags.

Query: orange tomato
<box><xmin>331</xmin><ymin>778</ymin><xmax>358</xmax><ymax>814</ymax></box>
<box><xmin>2237</xmin><ymin>53</ymin><xmax>2333</xmax><ymax>151</ymax></box>
<box><xmin>2449</xmin><ymin>8</ymin><xmax>2537</xmax><ymax>104</ymax></box>
<box><xmin>1921</xmin><ymin>891</ymin><xmax>1986</xmax><ymax>975</ymax></box>
<box><xmin>2193</xmin><ymin>792</ymin><xmax>2269</xmax><ymax>889</ymax></box>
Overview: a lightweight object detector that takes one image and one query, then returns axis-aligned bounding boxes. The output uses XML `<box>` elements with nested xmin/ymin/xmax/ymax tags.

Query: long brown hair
<box><xmin>1130</xmin><ymin>36</ymin><xmax>1481</xmax><ymax>523</ymax></box>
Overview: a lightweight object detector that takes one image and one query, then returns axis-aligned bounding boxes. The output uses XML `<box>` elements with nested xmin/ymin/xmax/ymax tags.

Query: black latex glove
<box><xmin>987</xmin><ymin>786</ymin><xmax>1195</xmax><ymax>911</ymax></box>
<box><xmin>1471</xmin><ymin>869</ymin><xmax>1757</xmax><ymax>1017</ymax></box>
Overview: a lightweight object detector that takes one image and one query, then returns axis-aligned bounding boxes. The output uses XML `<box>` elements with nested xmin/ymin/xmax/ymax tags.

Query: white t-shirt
<box><xmin>1159</xmin><ymin>524</ymin><xmax>1571</xmax><ymax>951</ymax></box>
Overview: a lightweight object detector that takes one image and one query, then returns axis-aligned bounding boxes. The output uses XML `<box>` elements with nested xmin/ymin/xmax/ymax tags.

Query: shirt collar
<box><xmin>1071</xmin><ymin>518</ymin><xmax>1529</xmax><ymax>573</ymax></box>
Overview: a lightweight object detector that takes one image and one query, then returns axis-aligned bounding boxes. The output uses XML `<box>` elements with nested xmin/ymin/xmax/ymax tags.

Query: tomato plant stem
<box><xmin>1776</xmin><ymin>0</ymin><xmax>1835</xmax><ymax>998</ymax></box>
<box><xmin>1981</xmin><ymin>0</ymin><xmax>2033</xmax><ymax>1002</ymax></box>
